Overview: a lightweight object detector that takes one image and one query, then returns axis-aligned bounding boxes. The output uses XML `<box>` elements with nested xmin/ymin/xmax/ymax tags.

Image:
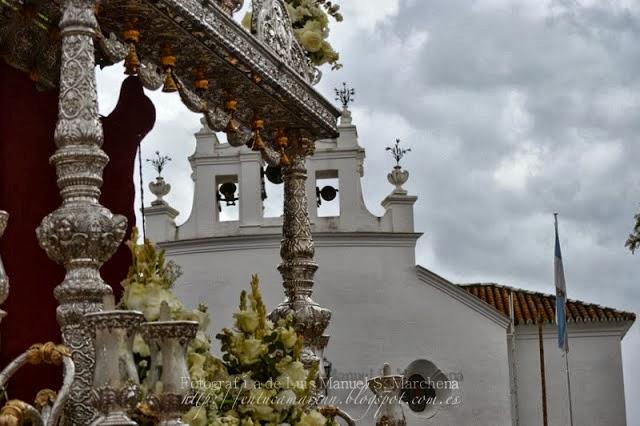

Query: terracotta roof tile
<box><xmin>459</xmin><ymin>283</ymin><xmax>636</xmax><ymax>326</ymax></box>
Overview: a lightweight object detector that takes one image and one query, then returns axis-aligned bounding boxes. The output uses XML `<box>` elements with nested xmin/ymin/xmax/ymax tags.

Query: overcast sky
<box><xmin>97</xmin><ymin>0</ymin><xmax>640</xmax><ymax>422</ymax></box>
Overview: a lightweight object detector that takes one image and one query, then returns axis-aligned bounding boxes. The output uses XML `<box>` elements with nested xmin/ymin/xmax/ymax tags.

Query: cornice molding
<box><xmin>514</xmin><ymin>322</ymin><xmax>634</xmax><ymax>340</ymax></box>
<box><xmin>160</xmin><ymin>232</ymin><xmax>421</xmax><ymax>255</ymax></box>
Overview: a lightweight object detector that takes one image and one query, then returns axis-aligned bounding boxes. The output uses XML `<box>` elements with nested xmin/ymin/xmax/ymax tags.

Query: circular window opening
<box><xmin>401</xmin><ymin>373</ymin><xmax>437</xmax><ymax>413</ymax></box>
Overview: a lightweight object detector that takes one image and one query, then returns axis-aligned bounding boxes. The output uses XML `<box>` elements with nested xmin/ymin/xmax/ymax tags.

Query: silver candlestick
<box><xmin>140</xmin><ymin>303</ymin><xmax>198</xmax><ymax>426</ymax></box>
<box><xmin>85</xmin><ymin>297</ymin><xmax>144</xmax><ymax>426</ymax></box>
<box><xmin>368</xmin><ymin>363</ymin><xmax>407</xmax><ymax>426</ymax></box>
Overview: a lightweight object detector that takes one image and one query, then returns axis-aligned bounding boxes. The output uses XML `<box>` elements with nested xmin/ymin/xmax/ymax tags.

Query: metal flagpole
<box><xmin>537</xmin><ymin>309</ymin><xmax>548</xmax><ymax>426</ymax></box>
<box><xmin>508</xmin><ymin>292</ymin><xmax>520</xmax><ymax>426</ymax></box>
<box><xmin>564</xmin><ymin>349</ymin><xmax>575</xmax><ymax>426</ymax></box>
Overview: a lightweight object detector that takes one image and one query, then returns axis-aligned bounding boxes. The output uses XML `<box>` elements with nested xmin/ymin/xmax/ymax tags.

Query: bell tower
<box><xmin>145</xmin><ymin>85</ymin><xmax>418</xmax><ymax>240</ymax></box>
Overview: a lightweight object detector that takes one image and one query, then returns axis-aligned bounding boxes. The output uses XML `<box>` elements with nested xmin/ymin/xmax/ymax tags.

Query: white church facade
<box><xmin>145</xmin><ymin>110</ymin><xmax>635</xmax><ymax>426</ymax></box>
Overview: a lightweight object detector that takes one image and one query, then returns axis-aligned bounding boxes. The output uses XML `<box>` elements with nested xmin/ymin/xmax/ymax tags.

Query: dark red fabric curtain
<box><xmin>0</xmin><ymin>61</ymin><xmax>155</xmax><ymax>401</ymax></box>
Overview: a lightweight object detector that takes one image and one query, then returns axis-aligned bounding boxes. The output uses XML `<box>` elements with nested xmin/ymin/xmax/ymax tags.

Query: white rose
<box><xmin>188</xmin><ymin>352</ymin><xmax>207</xmax><ymax>379</ymax></box>
<box><xmin>279</xmin><ymin>327</ymin><xmax>298</xmax><ymax>349</ymax></box>
<box><xmin>296</xmin><ymin>411</ymin><xmax>326</xmax><ymax>426</ymax></box>
<box><xmin>140</xmin><ymin>285</ymin><xmax>182</xmax><ymax>321</ymax></box>
<box><xmin>273</xmin><ymin>389</ymin><xmax>298</xmax><ymax>410</ymax></box>
<box><xmin>211</xmin><ymin>416</ymin><xmax>240</xmax><ymax>426</ymax></box>
<box><xmin>241</xmin><ymin>11</ymin><xmax>252</xmax><ymax>30</ymax></box>
<box><xmin>133</xmin><ymin>334</ymin><xmax>150</xmax><ymax>357</ymax></box>
<box><xmin>299</xmin><ymin>30</ymin><xmax>323</xmax><ymax>52</ymax></box>
<box><xmin>253</xmin><ymin>404</ymin><xmax>274</xmax><ymax>422</ymax></box>
<box><xmin>188</xmin><ymin>331</ymin><xmax>210</xmax><ymax>353</ymax></box>
<box><xmin>183</xmin><ymin>406</ymin><xmax>208</xmax><ymax>426</ymax></box>
<box><xmin>234</xmin><ymin>310</ymin><xmax>260</xmax><ymax>333</ymax></box>
<box><xmin>123</xmin><ymin>282</ymin><xmax>146</xmax><ymax>312</ymax></box>
<box><xmin>235</xmin><ymin>337</ymin><xmax>265</xmax><ymax>365</ymax></box>
<box><xmin>277</xmin><ymin>360</ymin><xmax>308</xmax><ymax>391</ymax></box>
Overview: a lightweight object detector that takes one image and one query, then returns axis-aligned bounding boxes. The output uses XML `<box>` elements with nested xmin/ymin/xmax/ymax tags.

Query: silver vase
<box><xmin>85</xmin><ymin>310</ymin><xmax>145</xmax><ymax>426</ymax></box>
<box><xmin>368</xmin><ymin>363</ymin><xmax>407</xmax><ymax>426</ymax></box>
<box><xmin>141</xmin><ymin>320</ymin><xmax>198</xmax><ymax>426</ymax></box>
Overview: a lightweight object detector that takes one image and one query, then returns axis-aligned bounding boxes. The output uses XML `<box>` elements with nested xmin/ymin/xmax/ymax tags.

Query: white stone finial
<box><xmin>388</xmin><ymin>166</ymin><xmax>410</xmax><ymax>195</ymax></box>
<box><xmin>149</xmin><ymin>177</ymin><xmax>172</xmax><ymax>206</ymax></box>
<box><xmin>386</xmin><ymin>139</ymin><xmax>412</xmax><ymax>194</ymax></box>
<box><xmin>335</xmin><ymin>82</ymin><xmax>355</xmax><ymax>126</ymax></box>
<box><xmin>340</xmin><ymin>108</ymin><xmax>353</xmax><ymax>126</ymax></box>
<box><xmin>147</xmin><ymin>151</ymin><xmax>173</xmax><ymax>206</ymax></box>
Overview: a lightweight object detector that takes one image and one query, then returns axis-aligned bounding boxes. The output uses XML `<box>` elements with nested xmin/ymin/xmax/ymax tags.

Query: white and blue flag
<box><xmin>554</xmin><ymin>214</ymin><xmax>569</xmax><ymax>352</ymax></box>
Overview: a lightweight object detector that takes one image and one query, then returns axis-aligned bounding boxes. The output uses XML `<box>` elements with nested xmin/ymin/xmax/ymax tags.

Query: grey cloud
<box><xmin>318</xmin><ymin>0</ymin><xmax>640</xmax><ymax>421</ymax></box>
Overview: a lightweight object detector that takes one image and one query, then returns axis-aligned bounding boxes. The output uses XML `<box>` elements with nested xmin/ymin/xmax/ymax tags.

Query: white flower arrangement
<box><xmin>119</xmin><ymin>230</ymin><xmax>336</xmax><ymax>426</ymax></box>
<box><xmin>243</xmin><ymin>0</ymin><xmax>343</xmax><ymax>70</ymax></box>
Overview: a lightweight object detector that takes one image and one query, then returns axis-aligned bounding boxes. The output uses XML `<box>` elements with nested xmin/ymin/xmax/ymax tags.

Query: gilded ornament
<box><xmin>0</xmin><ymin>400</ymin><xmax>27</xmax><ymax>426</ymax></box>
<box><xmin>225</xmin><ymin>96</ymin><xmax>240</xmax><ymax>134</ymax></box>
<box><xmin>193</xmin><ymin>66</ymin><xmax>209</xmax><ymax>93</ymax></box>
<box><xmin>25</xmin><ymin>342</ymin><xmax>70</xmax><ymax>366</ymax></box>
<box><xmin>161</xmin><ymin>44</ymin><xmax>178</xmax><ymax>93</ymax></box>
<box><xmin>34</xmin><ymin>389</ymin><xmax>57</xmax><ymax>411</ymax></box>
<box><xmin>123</xmin><ymin>21</ymin><xmax>141</xmax><ymax>75</ymax></box>
<box><xmin>251</xmin><ymin>116</ymin><xmax>266</xmax><ymax>151</ymax></box>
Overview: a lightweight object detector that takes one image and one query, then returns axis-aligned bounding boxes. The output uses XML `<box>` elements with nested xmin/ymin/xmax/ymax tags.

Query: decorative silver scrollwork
<box><xmin>0</xmin><ymin>343</ymin><xmax>76</xmax><ymax>426</ymax></box>
<box><xmin>251</xmin><ymin>0</ymin><xmax>318</xmax><ymax>84</ymax></box>
<box><xmin>213</xmin><ymin>0</ymin><xmax>244</xmax><ymax>16</ymax></box>
<box><xmin>97</xmin><ymin>31</ymin><xmax>128</xmax><ymax>63</ymax></box>
<box><xmin>139</xmin><ymin>61</ymin><xmax>165</xmax><ymax>91</ymax></box>
<box><xmin>204</xmin><ymin>109</ymin><xmax>231</xmax><ymax>132</ymax></box>
<box><xmin>175</xmin><ymin>76</ymin><xmax>208</xmax><ymax>113</ymax></box>
<box><xmin>96</xmin><ymin>30</ymin><xmax>164</xmax><ymax>91</ymax></box>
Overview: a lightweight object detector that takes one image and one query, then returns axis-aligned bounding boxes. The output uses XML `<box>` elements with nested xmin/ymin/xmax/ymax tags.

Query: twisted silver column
<box><xmin>268</xmin><ymin>136</ymin><xmax>331</xmax><ymax>396</ymax></box>
<box><xmin>36</xmin><ymin>1</ymin><xmax>128</xmax><ymax>423</ymax></box>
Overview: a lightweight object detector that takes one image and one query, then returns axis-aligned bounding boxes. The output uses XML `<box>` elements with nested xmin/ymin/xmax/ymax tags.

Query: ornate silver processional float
<box><xmin>0</xmin><ymin>0</ymin><xmax>344</xmax><ymax>424</ymax></box>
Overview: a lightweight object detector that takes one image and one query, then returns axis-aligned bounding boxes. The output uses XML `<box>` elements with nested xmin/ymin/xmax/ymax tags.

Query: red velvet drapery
<box><xmin>0</xmin><ymin>62</ymin><xmax>155</xmax><ymax>401</ymax></box>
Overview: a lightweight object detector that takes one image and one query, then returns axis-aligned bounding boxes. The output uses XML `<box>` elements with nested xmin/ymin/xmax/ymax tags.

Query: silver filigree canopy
<box><xmin>0</xmin><ymin>0</ymin><xmax>340</xmax><ymax>139</ymax></box>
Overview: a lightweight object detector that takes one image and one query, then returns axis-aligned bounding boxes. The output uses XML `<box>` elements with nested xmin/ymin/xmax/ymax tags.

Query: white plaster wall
<box><xmin>163</xmin><ymin>238</ymin><xmax>513</xmax><ymax>425</ymax></box>
<box><xmin>514</xmin><ymin>324</ymin><xmax>628</xmax><ymax>426</ymax></box>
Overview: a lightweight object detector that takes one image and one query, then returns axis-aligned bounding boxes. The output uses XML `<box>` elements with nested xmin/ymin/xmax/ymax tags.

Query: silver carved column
<box><xmin>36</xmin><ymin>1</ymin><xmax>128</xmax><ymax>424</ymax></box>
<box><xmin>268</xmin><ymin>136</ymin><xmax>331</xmax><ymax>397</ymax></box>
